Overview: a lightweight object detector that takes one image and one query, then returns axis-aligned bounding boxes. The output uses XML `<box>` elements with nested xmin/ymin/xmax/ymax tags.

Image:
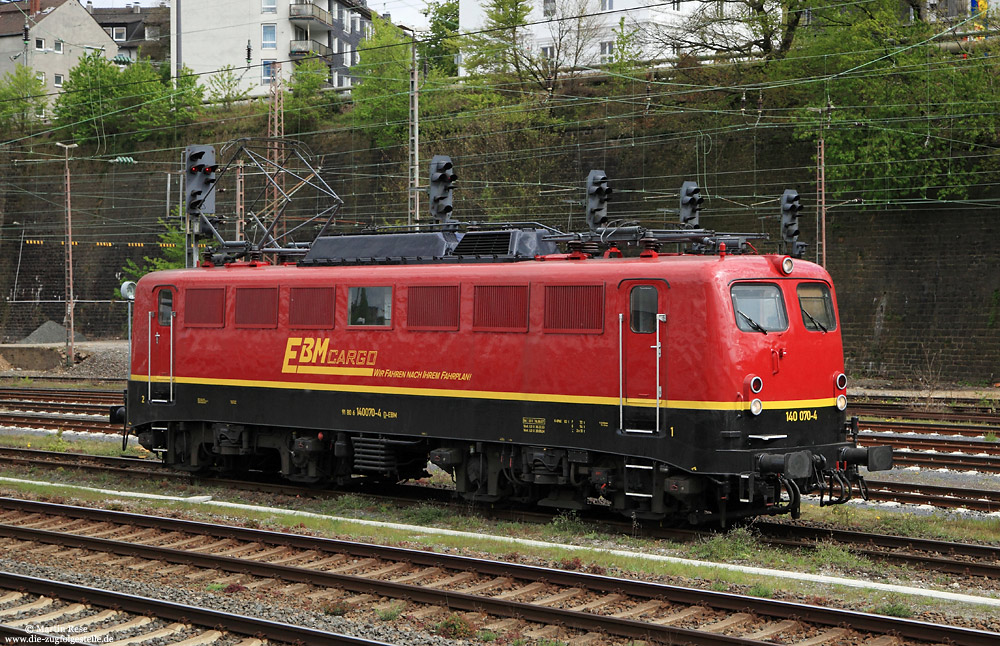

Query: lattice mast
<box><xmin>267</xmin><ymin>62</ymin><xmax>286</xmax><ymax>240</ymax></box>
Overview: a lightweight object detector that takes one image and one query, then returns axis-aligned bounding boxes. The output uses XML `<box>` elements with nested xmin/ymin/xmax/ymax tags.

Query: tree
<box><xmin>52</xmin><ymin>51</ymin><xmax>121</xmax><ymax>145</ymax></box>
<box><xmin>461</xmin><ymin>0</ymin><xmax>539</xmax><ymax>89</ymax></box>
<box><xmin>208</xmin><ymin>65</ymin><xmax>251</xmax><ymax>109</ymax></box>
<box><xmin>351</xmin><ymin>15</ymin><xmax>412</xmax><ymax>149</ymax></box>
<box><xmin>420</xmin><ymin>0</ymin><xmax>459</xmax><ymax>76</ymax></box>
<box><xmin>0</xmin><ymin>65</ymin><xmax>46</xmax><ymax>136</ymax></box>
<box><xmin>287</xmin><ymin>57</ymin><xmax>330</xmax><ymax>133</ymax></box>
<box><xmin>53</xmin><ymin>53</ymin><xmax>202</xmax><ymax>148</ymax></box>
<box><xmin>120</xmin><ymin>216</ymin><xmax>186</xmax><ymax>290</ymax></box>
<box><xmin>607</xmin><ymin>17</ymin><xmax>642</xmax><ymax>96</ymax></box>
<box><xmin>787</xmin><ymin>0</ymin><xmax>1000</xmax><ymax>204</ymax></box>
<box><xmin>649</xmin><ymin>0</ymin><xmax>834</xmax><ymax>62</ymax></box>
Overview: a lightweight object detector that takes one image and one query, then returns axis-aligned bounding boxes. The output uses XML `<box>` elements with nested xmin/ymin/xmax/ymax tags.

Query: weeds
<box><xmin>747</xmin><ymin>583</ymin><xmax>774</xmax><ymax>598</ymax></box>
<box><xmin>375</xmin><ymin>601</ymin><xmax>405</xmax><ymax>621</ymax></box>
<box><xmin>477</xmin><ymin>629</ymin><xmax>498</xmax><ymax>642</ymax></box>
<box><xmin>691</xmin><ymin>526</ymin><xmax>761</xmax><ymax>562</ymax></box>
<box><xmin>434</xmin><ymin>613</ymin><xmax>475</xmax><ymax>638</ymax></box>
<box><xmin>321</xmin><ymin>600</ymin><xmax>357</xmax><ymax>616</ymax></box>
<box><xmin>872</xmin><ymin>597</ymin><xmax>913</xmax><ymax>618</ymax></box>
<box><xmin>984</xmin><ymin>431</ymin><xmax>998</xmax><ymax>443</ymax></box>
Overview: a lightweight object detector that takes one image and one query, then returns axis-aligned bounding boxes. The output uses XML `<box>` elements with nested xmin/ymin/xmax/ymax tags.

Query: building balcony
<box><xmin>289</xmin><ymin>1</ymin><xmax>334</xmax><ymax>30</ymax></box>
<box><xmin>290</xmin><ymin>39</ymin><xmax>332</xmax><ymax>58</ymax></box>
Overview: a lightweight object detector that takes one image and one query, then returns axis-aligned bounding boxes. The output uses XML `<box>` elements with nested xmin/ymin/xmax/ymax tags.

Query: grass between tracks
<box><xmin>0</xmin><ymin>460</ymin><xmax>998</xmax><ymax>624</ymax></box>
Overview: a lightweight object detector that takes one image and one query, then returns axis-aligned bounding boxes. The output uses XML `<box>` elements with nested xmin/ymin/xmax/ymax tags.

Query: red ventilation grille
<box><xmin>289</xmin><ymin>287</ymin><xmax>335</xmax><ymax>328</ymax></box>
<box><xmin>184</xmin><ymin>288</ymin><xmax>224</xmax><ymax>327</ymax></box>
<box><xmin>408</xmin><ymin>285</ymin><xmax>460</xmax><ymax>330</ymax></box>
<box><xmin>235</xmin><ymin>287</ymin><xmax>278</xmax><ymax>328</ymax></box>
<box><xmin>544</xmin><ymin>285</ymin><xmax>604</xmax><ymax>333</ymax></box>
<box><xmin>473</xmin><ymin>285</ymin><xmax>529</xmax><ymax>332</ymax></box>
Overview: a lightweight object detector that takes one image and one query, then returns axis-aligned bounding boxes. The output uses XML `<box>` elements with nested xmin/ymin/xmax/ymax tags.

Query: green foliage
<box><xmin>375</xmin><ymin>601</ymin><xmax>405</xmax><ymax>621</ymax></box>
<box><xmin>287</xmin><ymin>57</ymin><xmax>330</xmax><ymax>133</ymax></box>
<box><xmin>119</xmin><ymin>214</ymin><xmax>186</xmax><ymax>291</ymax></box>
<box><xmin>53</xmin><ymin>53</ymin><xmax>202</xmax><ymax>148</ymax></box>
<box><xmin>607</xmin><ymin>17</ymin><xmax>642</xmax><ymax>95</ymax></box>
<box><xmin>872</xmin><ymin>596</ymin><xmax>914</xmax><ymax>618</ymax></box>
<box><xmin>461</xmin><ymin>0</ymin><xmax>539</xmax><ymax>89</ymax></box>
<box><xmin>691</xmin><ymin>526</ymin><xmax>761</xmax><ymax>562</ymax></box>
<box><xmin>351</xmin><ymin>15</ymin><xmax>412</xmax><ymax>149</ymax></box>
<box><xmin>208</xmin><ymin>65</ymin><xmax>251</xmax><ymax>109</ymax></box>
<box><xmin>0</xmin><ymin>65</ymin><xmax>46</xmax><ymax>136</ymax></box>
<box><xmin>434</xmin><ymin>613</ymin><xmax>475</xmax><ymax>638</ymax></box>
<box><xmin>747</xmin><ymin>583</ymin><xmax>774</xmax><ymax>598</ymax></box>
<box><xmin>420</xmin><ymin>0</ymin><xmax>459</xmax><ymax>76</ymax></box>
<box><xmin>786</xmin><ymin>0</ymin><xmax>1000</xmax><ymax>203</ymax></box>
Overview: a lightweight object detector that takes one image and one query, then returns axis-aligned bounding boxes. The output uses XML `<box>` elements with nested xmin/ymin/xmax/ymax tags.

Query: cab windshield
<box><xmin>797</xmin><ymin>283</ymin><xmax>838</xmax><ymax>332</ymax></box>
<box><xmin>731</xmin><ymin>283</ymin><xmax>788</xmax><ymax>333</ymax></box>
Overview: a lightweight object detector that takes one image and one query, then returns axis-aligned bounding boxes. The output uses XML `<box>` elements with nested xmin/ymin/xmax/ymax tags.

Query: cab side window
<box><xmin>157</xmin><ymin>290</ymin><xmax>173</xmax><ymax>326</ymax></box>
<box><xmin>630</xmin><ymin>285</ymin><xmax>657</xmax><ymax>333</ymax></box>
<box><xmin>797</xmin><ymin>283</ymin><xmax>838</xmax><ymax>331</ymax></box>
<box><xmin>731</xmin><ymin>283</ymin><xmax>788</xmax><ymax>332</ymax></box>
<box><xmin>349</xmin><ymin>286</ymin><xmax>392</xmax><ymax>326</ymax></box>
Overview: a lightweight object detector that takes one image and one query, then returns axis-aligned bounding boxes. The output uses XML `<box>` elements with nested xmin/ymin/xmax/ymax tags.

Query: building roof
<box><xmin>0</xmin><ymin>0</ymin><xmax>69</xmax><ymax>38</ymax></box>
<box><xmin>90</xmin><ymin>8</ymin><xmax>147</xmax><ymax>25</ymax></box>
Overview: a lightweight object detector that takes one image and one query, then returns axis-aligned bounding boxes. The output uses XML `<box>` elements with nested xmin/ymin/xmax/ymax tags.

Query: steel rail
<box><xmin>859</xmin><ymin>419</ymin><xmax>999</xmax><ymax>437</ymax></box>
<box><xmin>0</xmin><ymin>387</ymin><xmax>121</xmax><ymax>404</ymax></box>
<box><xmin>859</xmin><ymin>434</ymin><xmax>1000</xmax><ymax>455</ymax></box>
<box><xmin>864</xmin><ymin>479</ymin><xmax>1000</xmax><ymax>511</ymax></box>
<box><xmin>886</xmin><ymin>452</ymin><xmax>1000</xmax><ymax>474</ymax></box>
<box><xmin>1</xmin><ymin>497</ymin><xmax>998</xmax><ymax>646</ymax></box>
<box><xmin>0</xmin><ymin>412</ymin><xmax>118</xmax><ymax>434</ymax></box>
<box><xmin>0</xmin><ymin>570</ymin><xmax>391</xmax><ymax>646</ymax></box>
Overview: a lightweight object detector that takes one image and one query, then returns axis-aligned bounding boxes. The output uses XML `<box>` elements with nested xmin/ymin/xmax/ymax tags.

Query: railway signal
<box><xmin>586</xmin><ymin>170</ymin><xmax>611</xmax><ymax>231</ymax></box>
<box><xmin>780</xmin><ymin>189</ymin><xmax>806</xmax><ymax>258</ymax></box>
<box><xmin>679</xmin><ymin>181</ymin><xmax>703</xmax><ymax>228</ymax></box>
<box><xmin>428</xmin><ymin>155</ymin><xmax>456</xmax><ymax>222</ymax></box>
<box><xmin>184</xmin><ymin>145</ymin><xmax>217</xmax><ymax>216</ymax></box>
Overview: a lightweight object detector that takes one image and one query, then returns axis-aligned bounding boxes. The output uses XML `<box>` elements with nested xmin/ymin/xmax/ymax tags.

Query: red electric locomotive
<box><xmin>120</xmin><ymin>223</ymin><xmax>892</xmax><ymax>525</ymax></box>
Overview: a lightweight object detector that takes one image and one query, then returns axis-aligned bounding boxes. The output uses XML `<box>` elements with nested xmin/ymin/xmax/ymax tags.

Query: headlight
<box><xmin>836</xmin><ymin>373</ymin><xmax>847</xmax><ymax>390</ymax></box>
<box><xmin>781</xmin><ymin>257</ymin><xmax>794</xmax><ymax>275</ymax></box>
<box><xmin>837</xmin><ymin>394</ymin><xmax>847</xmax><ymax>411</ymax></box>
<box><xmin>750</xmin><ymin>376</ymin><xmax>763</xmax><ymax>394</ymax></box>
<box><xmin>750</xmin><ymin>399</ymin><xmax>764</xmax><ymax>416</ymax></box>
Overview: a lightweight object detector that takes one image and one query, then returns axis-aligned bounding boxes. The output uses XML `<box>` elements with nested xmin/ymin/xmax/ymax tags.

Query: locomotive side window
<box><xmin>472</xmin><ymin>285</ymin><xmax>529</xmax><ymax>332</ymax></box>
<box><xmin>407</xmin><ymin>285</ymin><xmax>460</xmax><ymax>330</ymax></box>
<box><xmin>157</xmin><ymin>290</ymin><xmax>172</xmax><ymax>326</ymax></box>
<box><xmin>185</xmin><ymin>288</ymin><xmax>225</xmax><ymax>327</ymax></box>
<box><xmin>235</xmin><ymin>287</ymin><xmax>278</xmax><ymax>328</ymax></box>
<box><xmin>544</xmin><ymin>285</ymin><xmax>604</xmax><ymax>333</ymax></box>
<box><xmin>630</xmin><ymin>286</ymin><xmax>657</xmax><ymax>333</ymax></box>
<box><xmin>349</xmin><ymin>286</ymin><xmax>392</xmax><ymax>327</ymax></box>
<box><xmin>731</xmin><ymin>284</ymin><xmax>788</xmax><ymax>333</ymax></box>
<box><xmin>797</xmin><ymin>283</ymin><xmax>837</xmax><ymax>332</ymax></box>
<box><xmin>289</xmin><ymin>287</ymin><xmax>335</xmax><ymax>329</ymax></box>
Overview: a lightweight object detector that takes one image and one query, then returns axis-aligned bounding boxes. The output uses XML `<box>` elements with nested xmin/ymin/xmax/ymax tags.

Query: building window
<box><xmin>540</xmin><ymin>46</ymin><xmax>554</xmax><ymax>60</ymax></box>
<box><xmin>262</xmin><ymin>59</ymin><xmax>276</xmax><ymax>84</ymax></box>
<box><xmin>54</xmin><ymin>73</ymin><xmax>63</xmax><ymax>87</ymax></box>
<box><xmin>600</xmin><ymin>41</ymin><xmax>614</xmax><ymax>63</ymax></box>
<box><xmin>262</xmin><ymin>0</ymin><xmax>276</xmax><ymax>12</ymax></box>
<box><xmin>36</xmin><ymin>72</ymin><xmax>45</xmax><ymax>84</ymax></box>
<box><xmin>112</xmin><ymin>27</ymin><xmax>126</xmax><ymax>41</ymax></box>
<box><xmin>601</xmin><ymin>0</ymin><xmax>613</xmax><ymax>10</ymax></box>
<box><xmin>543</xmin><ymin>0</ymin><xmax>555</xmax><ymax>16</ymax></box>
<box><xmin>353</xmin><ymin>16</ymin><xmax>360</xmax><ymax>33</ymax></box>
<box><xmin>262</xmin><ymin>24</ymin><xmax>276</xmax><ymax>49</ymax></box>
<box><xmin>35</xmin><ymin>38</ymin><xmax>44</xmax><ymax>50</ymax></box>
<box><xmin>54</xmin><ymin>40</ymin><xmax>63</xmax><ymax>53</ymax></box>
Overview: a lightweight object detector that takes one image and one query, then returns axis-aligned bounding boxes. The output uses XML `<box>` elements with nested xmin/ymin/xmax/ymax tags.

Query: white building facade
<box><xmin>458</xmin><ymin>0</ymin><xmax>694</xmax><ymax>75</ymax></box>
<box><xmin>171</xmin><ymin>0</ymin><xmax>372</xmax><ymax>98</ymax></box>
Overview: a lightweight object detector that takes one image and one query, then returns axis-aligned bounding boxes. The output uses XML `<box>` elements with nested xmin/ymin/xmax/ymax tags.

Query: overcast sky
<box><xmin>85</xmin><ymin>0</ymin><xmax>430</xmax><ymax>31</ymax></box>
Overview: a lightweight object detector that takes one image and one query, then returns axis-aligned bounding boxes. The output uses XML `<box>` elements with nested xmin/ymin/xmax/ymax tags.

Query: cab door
<box><xmin>148</xmin><ymin>286</ymin><xmax>176</xmax><ymax>403</ymax></box>
<box><xmin>619</xmin><ymin>281</ymin><xmax>667</xmax><ymax>434</ymax></box>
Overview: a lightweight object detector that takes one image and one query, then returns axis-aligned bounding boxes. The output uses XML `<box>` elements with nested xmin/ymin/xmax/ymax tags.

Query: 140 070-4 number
<box><xmin>786</xmin><ymin>409</ymin><xmax>818</xmax><ymax>422</ymax></box>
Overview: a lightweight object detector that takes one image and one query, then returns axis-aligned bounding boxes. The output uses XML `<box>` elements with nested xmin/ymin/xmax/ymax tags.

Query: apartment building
<box><xmin>458</xmin><ymin>0</ymin><xmax>693</xmax><ymax>75</ymax></box>
<box><xmin>88</xmin><ymin>2</ymin><xmax>170</xmax><ymax>62</ymax></box>
<box><xmin>0</xmin><ymin>0</ymin><xmax>118</xmax><ymax>110</ymax></box>
<box><xmin>172</xmin><ymin>0</ymin><xmax>373</xmax><ymax>98</ymax></box>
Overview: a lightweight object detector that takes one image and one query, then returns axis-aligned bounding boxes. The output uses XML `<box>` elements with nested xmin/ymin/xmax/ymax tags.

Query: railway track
<box><xmin>1</xmin><ymin>497</ymin><xmax>997</xmax><ymax>646</ymax></box>
<box><xmin>0</xmin><ymin>387</ymin><xmax>121</xmax><ymax>406</ymax></box>
<box><xmin>2</xmin><ymin>446</ymin><xmax>999</xmax><ymax>587</ymax></box>
<box><xmin>859</xmin><ymin>419</ymin><xmax>999</xmax><ymax>438</ymax></box>
<box><xmin>850</xmin><ymin>401</ymin><xmax>998</xmax><ymax>426</ymax></box>
<box><xmin>862</xmin><ymin>479</ymin><xmax>1000</xmax><ymax>512</ymax></box>
<box><xmin>0</xmin><ymin>570</ymin><xmax>386</xmax><ymax>646</ymax></box>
